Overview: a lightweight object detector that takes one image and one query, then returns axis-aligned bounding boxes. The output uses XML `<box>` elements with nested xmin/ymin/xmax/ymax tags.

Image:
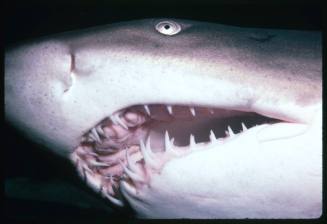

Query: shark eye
<box><xmin>155</xmin><ymin>21</ymin><xmax>181</xmax><ymax>36</ymax></box>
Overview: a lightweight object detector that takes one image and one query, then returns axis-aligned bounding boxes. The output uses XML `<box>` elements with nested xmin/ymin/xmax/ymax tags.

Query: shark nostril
<box><xmin>70</xmin><ymin>53</ymin><xmax>76</xmax><ymax>73</ymax></box>
<box><xmin>63</xmin><ymin>54</ymin><xmax>76</xmax><ymax>93</ymax></box>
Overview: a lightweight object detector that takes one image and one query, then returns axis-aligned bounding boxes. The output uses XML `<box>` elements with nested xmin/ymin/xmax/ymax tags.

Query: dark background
<box><xmin>3</xmin><ymin>0</ymin><xmax>323</xmax><ymax>223</ymax></box>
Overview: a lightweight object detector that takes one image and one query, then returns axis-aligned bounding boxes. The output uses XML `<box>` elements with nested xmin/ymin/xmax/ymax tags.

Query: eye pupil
<box><xmin>164</xmin><ymin>25</ymin><xmax>170</xmax><ymax>29</ymax></box>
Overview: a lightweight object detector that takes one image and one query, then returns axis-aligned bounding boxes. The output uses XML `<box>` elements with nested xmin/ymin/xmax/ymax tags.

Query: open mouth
<box><xmin>70</xmin><ymin>104</ymin><xmax>283</xmax><ymax>206</ymax></box>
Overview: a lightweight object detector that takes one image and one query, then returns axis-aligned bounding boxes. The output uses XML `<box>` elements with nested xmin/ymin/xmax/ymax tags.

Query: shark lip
<box><xmin>70</xmin><ymin>103</ymin><xmax>286</xmax><ymax>206</ymax></box>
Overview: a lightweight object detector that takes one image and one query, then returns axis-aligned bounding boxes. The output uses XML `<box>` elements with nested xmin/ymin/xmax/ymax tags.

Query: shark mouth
<box><xmin>70</xmin><ymin>104</ymin><xmax>282</xmax><ymax>207</ymax></box>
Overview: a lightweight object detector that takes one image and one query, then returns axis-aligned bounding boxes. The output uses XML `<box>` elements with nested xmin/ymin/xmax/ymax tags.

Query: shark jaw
<box><xmin>70</xmin><ymin>102</ymin><xmax>321</xmax><ymax>218</ymax></box>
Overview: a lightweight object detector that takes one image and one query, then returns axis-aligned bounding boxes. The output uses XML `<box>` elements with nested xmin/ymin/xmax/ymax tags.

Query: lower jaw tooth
<box><xmin>189</xmin><ymin>134</ymin><xmax>196</xmax><ymax>149</ymax></box>
<box><xmin>96</xmin><ymin>125</ymin><xmax>105</xmax><ymax>136</ymax></box>
<box><xmin>91</xmin><ymin>128</ymin><xmax>102</xmax><ymax>142</ymax></box>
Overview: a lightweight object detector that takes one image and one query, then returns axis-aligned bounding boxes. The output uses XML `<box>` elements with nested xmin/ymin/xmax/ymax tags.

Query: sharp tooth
<box><xmin>125</xmin><ymin>148</ymin><xmax>138</xmax><ymax>173</ymax></box>
<box><xmin>103</xmin><ymin>189</ymin><xmax>124</xmax><ymax>207</ymax></box>
<box><xmin>167</xmin><ymin>105</ymin><xmax>173</xmax><ymax>115</ymax></box>
<box><xmin>96</xmin><ymin>125</ymin><xmax>105</xmax><ymax>136</ymax></box>
<box><xmin>114</xmin><ymin>114</ymin><xmax>129</xmax><ymax>130</ymax></box>
<box><xmin>189</xmin><ymin>134</ymin><xmax>196</xmax><ymax>149</ymax></box>
<box><xmin>120</xmin><ymin>180</ymin><xmax>137</xmax><ymax>196</ymax></box>
<box><xmin>189</xmin><ymin>107</ymin><xmax>196</xmax><ymax>116</ymax></box>
<box><xmin>89</xmin><ymin>160</ymin><xmax>110</xmax><ymax>167</ymax></box>
<box><xmin>91</xmin><ymin>128</ymin><xmax>101</xmax><ymax>143</ymax></box>
<box><xmin>110</xmin><ymin>115</ymin><xmax>118</xmax><ymax>125</ymax></box>
<box><xmin>241</xmin><ymin>122</ymin><xmax>248</xmax><ymax>131</ymax></box>
<box><xmin>76</xmin><ymin>159</ymin><xmax>93</xmax><ymax>174</ymax></box>
<box><xmin>86</xmin><ymin>136</ymin><xmax>95</xmax><ymax>142</ymax></box>
<box><xmin>164</xmin><ymin>130</ymin><xmax>176</xmax><ymax>154</ymax></box>
<box><xmin>209</xmin><ymin>130</ymin><xmax>217</xmax><ymax>142</ymax></box>
<box><xmin>119</xmin><ymin>160</ymin><xmax>144</xmax><ymax>182</ymax></box>
<box><xmin>144</xmin><ymin>105</ymin><xmax>151</xmax><ymax>115</ymax></box>
<box><xmin>84</xmin><ymin>151</ymin><xmax>98</xmax><ymax>157</ymax></box>
<box><xmin>145</xmin><ymin>136</ymin><xmax>152</xmax><ymax>154</ymax></box>
<box><xmin>227</xmin><ymin>126</ymin><xmax>235</xmax><ymax>137</ymax></box>
<box><xmin>139</xmin><ymin>139</ymin><xmax>157</xmax><ymax>168</ymax></box>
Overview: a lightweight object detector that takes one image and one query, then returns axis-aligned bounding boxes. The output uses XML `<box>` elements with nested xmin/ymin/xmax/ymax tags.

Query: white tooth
<box><xmin>241</xmin><ymin>122</ymin><xmax>248</xmax><ymax>131</ymax></box>
<box><xmin>96</xmin><ymin>125</ymin><xmax>105</xmax><ymax>136</ymax></box>
<box><xmin>121</xmin><ymin>180</ymin><xmax>137</xmax><ymax>196</ymax></box>
<box><xmin>164</xmin><ymin>131</ymin><xmax>178</xmax><ymax>155</ymax></box>
<box><xmin>209</xmin><ymin>130</ymin><xmax>217</xmax><ymax>142</ymax></box>
<box><xmin>139</xmin><ymin>140</ymin><xmax>157</xmax><ymax>168</ymax></box>
<box><xmin>144</xmin><ymin>105</ymin><xmax>151</xmax><ymax>115</ymax></box>
<box><xmin>227</xmin><ymin>126</ymin><xmax>235</xmax><ymax>137</ymax></box>
<box><xmin>119</xmin><ymin>160</ymin><xmax>144</xmax><ymax>182</ymax></box>
<box><xmin>164</xmin><ymin>130</ymin><xmax>174</xmax><ymax>153</ymax></box>
<box><xmin>189</xmin><ymin>134</ymin><xmax>196</xmax><ymax>149</ymax></box>
<box><xmin>125</xmin><ymin>148</ymin><xmax>138</xmax><ymax>172</ymax></box>
<box><xmin>110</xmin><ymin>115</ymin><xmax>118</xmax><ymax>125</ymax></box>
<box><xmin>167</xmin><ymin>105</ymin><xmax>173</xmax><ymax>115</ymax></box>
<box><xmin>84</xmin><ymin>151</ymin><xmax>98</xmax><ymax>157</ymax></box>
<box><xmin>89</xmin><ymin>160</ymin><xmax>110</xmax><ymax>167</ymax></box>
<box><xmin>91</xmin><ymin>128</ymin><xmax>101</xmax><ymax>143</ymax></box>
<box><xmin>189</xmin><ymin>107</ymin><xmax>196</xmax><ymax>116</ymax></box>
<box><xmin>87</xmin><ymin>135</ymin><xmax>96</xmax><ymax>142</ymax></box>
<box><xmin>114</xmin><ymin>114</ymin><xmax>128</xmax><ymax>130</ymax></box>
<box><xmin>103</xmin><ymin>189</ymin><xmax>124</xmax><ymax>207</ymax></box>
<box><xmin>76</xmin><ymin>158</ymin><xmax>93</xmax><ymax>174</ymax></box>
<box><xmin>145</xmin><ymin>136</ymin><xmax>153</xmax><ymax>156</ymax></box>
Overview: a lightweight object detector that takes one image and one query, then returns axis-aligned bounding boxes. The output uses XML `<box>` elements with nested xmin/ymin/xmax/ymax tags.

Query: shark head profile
<box><xmin>5</xmin><ymin>18</ymin><xmax>322</xmax><ymax>218</ymax></box>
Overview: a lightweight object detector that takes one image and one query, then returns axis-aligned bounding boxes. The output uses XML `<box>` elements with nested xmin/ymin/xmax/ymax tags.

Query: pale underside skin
<box><xmin>5</xmin><ymin>18</ymin><xmax>322</xmax><ymax>218</ymax></box>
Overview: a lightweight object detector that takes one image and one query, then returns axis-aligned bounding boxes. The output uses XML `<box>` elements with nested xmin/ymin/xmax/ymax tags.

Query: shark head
<box><xmin>5</xmin><ymin>18</ymin><xmax>322</xmax><ymax>218</ymax></box>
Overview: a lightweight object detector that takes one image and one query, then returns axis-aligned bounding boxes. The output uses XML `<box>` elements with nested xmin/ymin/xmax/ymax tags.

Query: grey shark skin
<box><xmin>5</xmin><ymin>18</ymin><xmax>322</xmax><ymax>218</ymax></box>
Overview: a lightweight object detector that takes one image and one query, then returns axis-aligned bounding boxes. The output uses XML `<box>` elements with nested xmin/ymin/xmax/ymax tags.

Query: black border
<box><xmin>2</xmin><ymin>0</ymin><xmax>325</xmax><ymax>223</ymax></box>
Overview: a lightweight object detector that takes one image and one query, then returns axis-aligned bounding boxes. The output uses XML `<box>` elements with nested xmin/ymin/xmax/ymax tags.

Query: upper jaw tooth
<box><xmin>144</xmin><ymin>105</ymin><xmax>151</xmax><ymax>116</ymax></box>
<box><xmin>167</xmin><ymin>105</ymin><xmax>173</xmax><ymax>115</ymax></box>
<box><xmin>96</xmin><ymin>125</ymin><xmax>105</xmax><ymax>136</ymax></box>
<box><xmin>189</xmin><ymin>107</ymin><xmax>196</xmax><ymax>116</ymax></box>
<box><xmin>110</xmin><ymin>113</ymin><xmax>129</xmax><ymax>130</ymax></box>
<box><xmin>90</xmin><ymin>128</ymin><xmax>101</xmax><ymax>143</ymax></box>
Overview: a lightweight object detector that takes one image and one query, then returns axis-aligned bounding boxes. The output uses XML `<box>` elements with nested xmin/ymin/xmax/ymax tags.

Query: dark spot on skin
<box><xmin>249</xmin><ymin>34</ymin><xmax>276</xmax><ymax>43</ymax></box>
<box><xmin>153</xmin><ymin>43</ymin><xmax>161</xmax><ymax>48</ymax></box>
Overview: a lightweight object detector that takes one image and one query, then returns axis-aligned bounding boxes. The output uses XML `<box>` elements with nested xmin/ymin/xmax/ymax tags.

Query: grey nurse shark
<box><xmin>5</xmin><ymin>18</ymin><xmax>322</xmax><ymax>218</ymax></box>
